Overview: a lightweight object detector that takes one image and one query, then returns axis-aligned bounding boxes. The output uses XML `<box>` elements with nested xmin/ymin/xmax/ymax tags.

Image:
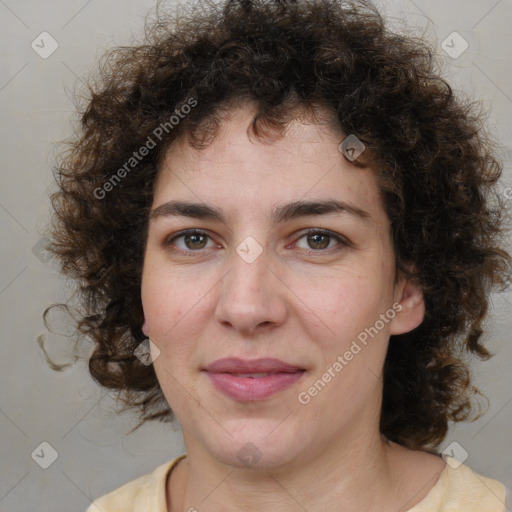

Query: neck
<box><xmin>170</xmin><ymin>427</ymin><xmax>406</xmax><ymax>512</ymax></box>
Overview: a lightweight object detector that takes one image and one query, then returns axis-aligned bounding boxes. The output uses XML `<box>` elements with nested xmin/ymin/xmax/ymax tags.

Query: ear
<box><xmin>389</xmin><ymin>276</ymin><xmax>425</xmax><ymax>335</ymax></box>
<box><xmin>142</xmin><ymin>320</ymin><xmax>149</xmax><ymax>337</ymax></box>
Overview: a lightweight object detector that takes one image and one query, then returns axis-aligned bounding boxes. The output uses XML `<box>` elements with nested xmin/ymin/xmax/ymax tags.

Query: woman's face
<box><xmin>141</xmin><ymin>105</ymin><xmax>424</xmax><ymax>469</ymax></box>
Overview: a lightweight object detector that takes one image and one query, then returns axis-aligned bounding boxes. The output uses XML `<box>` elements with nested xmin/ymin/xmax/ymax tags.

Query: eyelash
<box><xmin>163</xmin><ymin>228</ymin><xmax>351</xmax><ymax>255</ymax></box>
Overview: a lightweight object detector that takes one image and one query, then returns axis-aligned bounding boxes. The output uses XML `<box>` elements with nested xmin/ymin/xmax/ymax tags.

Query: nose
<box><xmin>214</xmin><ymin>245</ymin><xmax>288</xmax><ymax>336</ymax></box>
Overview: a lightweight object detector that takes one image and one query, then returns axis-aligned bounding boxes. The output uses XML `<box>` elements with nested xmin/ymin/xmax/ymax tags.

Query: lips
<box><xmin>203</xmin><ymin>357</ymin><xmax>305</xmax><ymax>401</ymax></box>
<box><xmin>204</xmin><ymin>357</ymin><xmax>303</xmax><ymax>374</ymax></box>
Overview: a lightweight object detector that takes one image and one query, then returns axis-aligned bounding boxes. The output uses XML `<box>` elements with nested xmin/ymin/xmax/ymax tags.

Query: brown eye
<box><xmin>295</xmin><ymin>229</ymin><xmax>350</xmax><ymax>252</ymax></box>
<box><xmin>165</xmin><ymin>229</ymin><xmax>214</xmax><ymax>251</ymax></box>
<box><xmin>306</xmin><ymin>232</ymin><xmax>330</xmax><ymax>250</ymax></box>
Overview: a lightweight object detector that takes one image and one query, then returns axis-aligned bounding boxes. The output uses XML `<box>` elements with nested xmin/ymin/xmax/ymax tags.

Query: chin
<box><xmin>200</xmin><ymin>422</ymin><xmax>304</xmax><ymax>470</ymax></box>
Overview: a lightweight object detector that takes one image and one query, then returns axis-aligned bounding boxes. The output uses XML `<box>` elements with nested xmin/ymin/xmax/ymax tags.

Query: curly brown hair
<box><xmin>45</xmin><ymin>0</ymin><xmax>511</xmax><ymax>451</ymax></box>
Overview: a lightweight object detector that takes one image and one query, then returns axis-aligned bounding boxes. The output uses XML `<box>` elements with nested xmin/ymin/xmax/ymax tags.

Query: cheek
<box><xmin>140</xmin><ymin>265</ymin><xmax>212</xmax><ymax>378</ymax></box>
<box><xmin>300</xmin><ymin>276</ymin><xmax>391</xmax><ymax>413</ymax></box>
<box><xmin>141</xmin><ymin>283</ymin><xmax>180</xmax><ymax>338</ymax></box>
<box><xmin>141</xmin><ymin>260</ymin><xmax>197</xmax><ymax>339</ymax></box>
<box><xmin>298</xmin><ymin>272</ymin><xmax>386</xmax><ymax>345</ymax></box>
<box><xmin>142</xmin><ymin>272</ymin><xmax>198</xmax><ymax>405</ymax></box>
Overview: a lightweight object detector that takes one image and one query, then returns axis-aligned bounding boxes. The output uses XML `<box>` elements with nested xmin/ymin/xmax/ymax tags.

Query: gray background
<box><xmin>0</xmin><ymin>0</ymin><xmax>511</xmax><ymax>510</ymax></box>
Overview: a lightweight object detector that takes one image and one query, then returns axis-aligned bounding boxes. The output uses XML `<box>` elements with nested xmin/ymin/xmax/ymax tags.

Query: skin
<box><xmin>141</xmin><ymin>104</ymin><xmax>446</xmax><ymax>511</ymax></box>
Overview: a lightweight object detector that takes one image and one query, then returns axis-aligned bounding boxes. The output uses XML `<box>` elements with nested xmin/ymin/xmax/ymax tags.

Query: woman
<box><xmin>46</xmin><ymin>0</ymin><xmax>511</xmax><ymax>510</ymax></box>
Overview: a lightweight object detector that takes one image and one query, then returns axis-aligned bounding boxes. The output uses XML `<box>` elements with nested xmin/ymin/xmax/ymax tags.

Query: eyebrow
<box><xmin>150</xmin><ymin>199</ymin><xmax>372</xmax><ymax>225</ymax></box>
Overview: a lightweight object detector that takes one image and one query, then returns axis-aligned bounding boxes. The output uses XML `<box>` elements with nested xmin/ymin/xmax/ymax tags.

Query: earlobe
<box><xmin>142</xmin><ymin>320</ymin><xmax>149</xmax><ymax>337</ymax></box>
<box><xmin>389</xmin><ymin>278</ymin><xmax>425</xmax><ymax>335</ymax></box>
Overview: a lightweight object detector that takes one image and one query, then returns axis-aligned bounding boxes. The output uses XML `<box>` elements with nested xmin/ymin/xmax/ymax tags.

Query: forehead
<box><xmin>153</xmin><ymin>106</ymin><xmax>387</xmax><ymax>228</ymax></box>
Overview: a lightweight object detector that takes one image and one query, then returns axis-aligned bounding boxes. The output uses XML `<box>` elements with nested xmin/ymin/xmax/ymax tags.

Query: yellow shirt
<box><xmin>86</xmin><ymin>455</ymin><xmax>507</xmax><ymax>512</ymax></box>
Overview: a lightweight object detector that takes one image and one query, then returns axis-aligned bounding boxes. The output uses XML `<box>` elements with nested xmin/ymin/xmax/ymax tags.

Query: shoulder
<box><xmin>410</xmin><ymin>456</ymin><xmax>507</xmax><ymax>512</ymax></box>
<box><xmin>86</xmin><ymin>455</ymin><xmax>186</xmax><ymax>512</ymax></box>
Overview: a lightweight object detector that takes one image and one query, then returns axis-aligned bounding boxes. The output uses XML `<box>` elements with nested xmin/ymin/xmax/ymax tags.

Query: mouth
<box><xmin>202</xmin><ymin>358</ymin><xmax>306</xmax><ymax>401</ymax></box>
<box><xmin>228</xmin><ymin>372</ymin><xmax>284</xmax><ymax>378</ymax></box>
